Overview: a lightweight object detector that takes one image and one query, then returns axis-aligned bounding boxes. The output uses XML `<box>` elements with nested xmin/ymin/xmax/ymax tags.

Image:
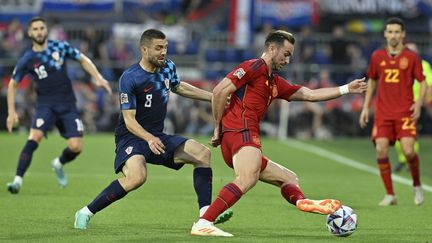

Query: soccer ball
<box><xmin>326</xmin><ymin>205</ymin><xmax>357</xmax><ymax>237</ymax></box>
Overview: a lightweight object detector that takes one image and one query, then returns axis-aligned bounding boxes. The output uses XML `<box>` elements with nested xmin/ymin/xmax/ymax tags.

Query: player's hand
<box><xmin>348</xmin><ymin>77</ymin><xmax>367</xmax><ymax>94</ymax></box>
<box><xmin>148</xmin><ymin>137</ymin><xmax>165</xmax><ymax>155</ymax></box>
<box><xmin>410</xmin><ymin>102</ymin><xmax>421</xmax><ymax>121</ymax></box>
<box><xmin>209</xmin><ymin>125</ymin><xmax>221</xmax><ymax>147</ymax></box>
<box><xmin>359</xmin><ymin>108</ymin><xmax>369</xmax><ymax>128</ymax></box>
<box><xmin>95</xmin><ymin>78</ymin><xmax>112</xmax><ymax>95</ymax></box>
<box><xmin>6</xmin><ymin>112</ymin><xmax>19</xmax><ymax>133</ymax></box>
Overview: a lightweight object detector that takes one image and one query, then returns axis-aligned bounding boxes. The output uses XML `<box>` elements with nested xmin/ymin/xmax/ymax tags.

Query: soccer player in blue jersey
<box><xmin>6</xmin><ymin>17</ymin><xmax>112</xmax><ymax>193</ymax></box>
<box><xmin>74</xmin><ymin>29</ymin><xmax>232</xmax><ymax>229</ymax></box>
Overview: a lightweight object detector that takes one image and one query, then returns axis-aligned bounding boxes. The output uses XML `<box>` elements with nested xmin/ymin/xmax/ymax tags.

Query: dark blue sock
<box><xmin>16</xmin><ymin>140</ymin><xmax>39</xmax><ymax>177</ymax></box>
<box><xmin>193</xmin><ymin>167</ymin><xmax>213</xmax><ymax>209</ymax></box>
<box><xmin>59</xmin><ymin>147</ymin><xmax>81</xmax><ymax>165</ymax></box>
<box><xmin>87</xmin><ymin>180</ymin><xmax>127</xmax><ymax>214</ymax></box>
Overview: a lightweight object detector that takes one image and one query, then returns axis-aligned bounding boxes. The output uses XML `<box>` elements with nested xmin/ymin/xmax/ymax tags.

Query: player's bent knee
<box><xmin>195</xmin><ymin>147</ymin><xmax>211</xmax><ymax>167</ymax></box>
<box><xmin>128</xmin><ymin>174</ymin><xmax>147</xmax><ymax>189</ymax></box>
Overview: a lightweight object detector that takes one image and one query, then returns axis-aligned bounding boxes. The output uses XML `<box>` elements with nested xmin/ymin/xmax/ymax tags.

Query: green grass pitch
<box><xmin>1</xmin><ymin>133</ymin><xmax>431</xmax><ymax>242</ymax></box>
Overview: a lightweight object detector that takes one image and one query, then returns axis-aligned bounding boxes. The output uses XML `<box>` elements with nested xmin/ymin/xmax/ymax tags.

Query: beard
<box><xmin>150</xmin><ymin>56</ymin><xmax>165</xmax><ymax>68</ymax></box>
<box><xmin>31</xmin><ymin>35</ymin><xmax>47</xmax><ymax>45</ymax></box>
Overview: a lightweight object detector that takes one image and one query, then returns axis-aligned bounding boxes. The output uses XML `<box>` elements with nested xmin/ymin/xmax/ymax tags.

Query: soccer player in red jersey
<box><xmin>190</xmin><ymin>30</ymin><xmax>367</xmax><ymax>237</ymax></box>
<box><xmin>359</xmin><ymin>17</ymin><xmax>426</xmax><ymax>206</ymax></box>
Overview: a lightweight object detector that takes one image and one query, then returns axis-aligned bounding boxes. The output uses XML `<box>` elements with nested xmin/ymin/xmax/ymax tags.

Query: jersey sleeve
<box><xmin>413</xmin><ymin>54</ymin><xmax>425</xmax><ymax>82</ymax></box>
<box><xmin>367</xmin><ymin>51</ymin><xmax>379</xmax><ymax>80</ymax></box>
<box><xmin>118</xmin><ymin>73</ymin><xmax>136</xmax><ymax>110</ymax></box>
<box><xmin>63</xmin><ymin>41</ymin><xmax>81</xmax><ymax>61</ymax></box>
<box><xmin>274</xmin><ymin>75</ymin><xmax>302</xmax><ymax>100</ymax></box>
<box><xmin>11</xmin><ymin>56</ymin><xmax>29</xmax><ymax>83</ymax></box>
<box><xmin>165</xmin><ymin>59</ymin><xmax>180</xmax><ymax>88</ymax></box>
<box><xmin>226</xmin><ymin>60</ymin><xmax>259</xmax><ymax>89</ymax></box>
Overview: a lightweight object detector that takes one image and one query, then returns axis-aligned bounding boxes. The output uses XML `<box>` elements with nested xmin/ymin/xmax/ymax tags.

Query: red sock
<box><xmin>281</xmin><ymin>184</ymin><xmax>305</xmax><ymax>205</ymax></box>
<box><xmin>407</xmin><ymin>154</ymin><xmax>421</xmax><ymax>186</ymax></box>
<box><xmin>201</xmin><ymin>183</ymin><xmax>242</xmax><ymax>222</ymax></box>
<box><xmin>377</xmin><ymin>157</ymin><xmax>394</xmax><ymax>195</ymax></box>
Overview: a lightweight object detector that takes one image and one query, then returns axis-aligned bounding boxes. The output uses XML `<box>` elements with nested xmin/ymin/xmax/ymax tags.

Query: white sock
<box><xmin>13</xmin><ymin>176</ymin><xmax>23</xmax><ymax>186</ymax></box>
<box><xmin>52</xmin><ymin>158</ymin><xmax>63</xmax><ymax>169</ymax></box>
<box><xmin>80</xmin><ymin>206</ymin><xmax>94</xmax><ymax>217</ymax></box>
<box><xmin>196</xmin><ymin>218</ymin><xmax>212</xmax><ymax>226</ymax></box>
<box><xmin>199</xmin><ymin>205</ymin><xmax>209</xmax><ymax>217</ymax></box>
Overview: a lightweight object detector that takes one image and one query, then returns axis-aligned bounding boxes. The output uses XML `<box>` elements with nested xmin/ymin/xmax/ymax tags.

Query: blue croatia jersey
<box><xmin>12</xmin><ymin>40</ymin><xmax>81</xmax><ymax>104</ymax></box>
<box><xmin>115</xmin><ymin>59</ymin><xmax>180</xmax><ymax>138</ymax></box>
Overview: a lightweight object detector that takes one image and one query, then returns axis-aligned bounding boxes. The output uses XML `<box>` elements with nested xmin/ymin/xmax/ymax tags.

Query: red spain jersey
<box><xmin>367</xmin><ymin>48</ymin><xmax>425</xmax><ymax>119</ymax></box>
<box><xmin>221</xmin><ymin>59</ymin><xmax>302</xmax><ymax>132</ymax></box>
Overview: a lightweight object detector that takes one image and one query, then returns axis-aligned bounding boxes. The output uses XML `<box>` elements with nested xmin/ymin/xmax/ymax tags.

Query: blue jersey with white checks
<box><xmin>115</xmin><ymin>59</ymin><xmax>180</xmax><ymax>137</ymax></box>
<box><xmin>12</xmin><ymin>40</ymin><xmax>81</xmax><ymax>104</ymax></box>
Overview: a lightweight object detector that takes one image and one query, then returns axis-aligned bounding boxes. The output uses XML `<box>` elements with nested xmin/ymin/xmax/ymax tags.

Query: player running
<box><xmin>6</xmin><ymin>16</ymin><xmax>112</xmax><ymax>193</ymax></box>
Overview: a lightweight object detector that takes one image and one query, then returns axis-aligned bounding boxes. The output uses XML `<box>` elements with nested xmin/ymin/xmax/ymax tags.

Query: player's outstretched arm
<box><xmin>172</xmin><ymin>81</ymin><xmax>212</xmax><ymax>102</ymax></box>
<box><xmin>290</xmin><ymin>77</ymin><xmax>367</xmax><ymax>102</ymax></box>
<box><xmin>359</xmin><ymin>78</ymin><xmax>377</xmax><ymax>128</ymax></box>
<box><xmin>6</xmin><ymin>79</ymin><xmax>19</xmax><ymax>133</ymax></box>
<box><xmin>78</xmin><ymin>53</ymin><xmax>112</xmax><ymax>94</ymax></box>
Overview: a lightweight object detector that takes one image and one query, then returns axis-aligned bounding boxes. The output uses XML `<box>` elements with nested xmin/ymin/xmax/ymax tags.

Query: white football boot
<box><xmin>414</xmin><ymin>186</ymin><xmax>424</xmax><ymax>206</ymax></box>
<box><xmin>191</xmin><ymin>221</ymin><xmax>233</xmax><ymax>237</ymax></box>
<box><xmin>378</xmin><ymin>194</ymin><xmax>397</xmax><ymax>206</ymax></box>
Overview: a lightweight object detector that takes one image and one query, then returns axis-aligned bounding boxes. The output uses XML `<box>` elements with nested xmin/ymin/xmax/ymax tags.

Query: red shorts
<box><xmin>372</xmin><ymin>117</ymin><xmax>417</xmax><ymax>145</ymax></box>
<box><xmin>220</xmin><ymin>128</ymin><xmax>268</xmax><ymax>172</ymax></box>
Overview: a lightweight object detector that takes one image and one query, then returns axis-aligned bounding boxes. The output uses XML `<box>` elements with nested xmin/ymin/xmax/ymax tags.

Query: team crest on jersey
<box><xmin>51</xmin><ymin>52</ymin><xmax>63</xmax><ymax>66</ymax></box>
<box><xmin>272</xmin><ymin>85</ymin><xmax>278</xmax><ymax>97</ymax></box>
<box><xmin>125</xmin><ymin>146</ymin><xmax>133</xmax><ymax>155</ymax></box>
<box><xmin>380</xmin><ymin>61</ymin><xmax>386</xmax><ymax>66</ymax></box>
<box><xmin>36</xmin><ymin>118</ymin><xmax>44</xmax><ymax>128</ymax></box>
<box><xmin>233</xmin><ymin>68</ymin><xmax>246</xmax><ymax>79</ymax></box>
<box><xmin>399</xmin><ymin>57</ymin><xmax>409</xmax><ymax>70</ymax></box>
<box><xmin>120</xmin><ymin>93</ymin><xmax>129</xmax><ymax>104</ymax></box>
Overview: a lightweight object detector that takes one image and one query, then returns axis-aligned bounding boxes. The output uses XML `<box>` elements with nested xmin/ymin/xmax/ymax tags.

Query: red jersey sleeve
<box><xmin>226</xmin><ymin>59</ymin><xmax>262</xmax><ymax>89</ymax></box>
<box><xmin>367</xmin><ymin>51</ymin><xmax>379</xmax><ymax>80</ymax></box>
<box><xmin>274</xmin><ymin>75</ymin><xmax>302</xmax><ymax>100</ymax></box>
<box><xmin>413</xmin><ymin>54</ymin><xmax>425</xmax><ymax>82</ymax></box>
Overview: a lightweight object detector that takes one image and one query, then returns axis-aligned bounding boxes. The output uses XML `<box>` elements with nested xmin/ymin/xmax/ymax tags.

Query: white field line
<box><xmin>282</xmin><ymin>139</ymin><xmax>432</xmax><ymax>193</ymax></box>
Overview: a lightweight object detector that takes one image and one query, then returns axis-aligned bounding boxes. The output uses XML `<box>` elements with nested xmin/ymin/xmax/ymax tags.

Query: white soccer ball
<box><xmin>326</xmin><ymin>205</ymin><xmax>357</xmax><ymax>237</ymax></box>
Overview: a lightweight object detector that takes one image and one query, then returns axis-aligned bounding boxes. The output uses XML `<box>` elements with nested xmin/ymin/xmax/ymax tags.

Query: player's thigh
<box><xmin>399</xmin><ymin>137</ymin><xmax>416</xmax><ymax>154</ymax></box>
<box><xmin>122</xmin><ymin>155</ymin><xmax>147</xmax><ymax>182</ymax></box>
<box><xmin>56</xmin><ymin>107</ymin><xmax>84</xmax><ymax>139</ymax></box>
<box><xmin>259</xmin><ymin>160</ymin><xmax>298</xmax><ymax>187</ymax></box>
<box><xmin>232</xmin><ymin>146</ymin><xmax>262</xmax><ymax>179</ymax></box>
<box><xmin>173</xmin><ymin>139</ymin><xmax>210</xmax><ymax>166</ymax></box>
<box><xmin>375</xmin><ymin>137</ymin><xmax>390</xmax><ymax>157</ymax></box>
<box><xmin>31</xmin><ymin>105</ymin><xmax>56</xmax><ymax>135</ymax></box>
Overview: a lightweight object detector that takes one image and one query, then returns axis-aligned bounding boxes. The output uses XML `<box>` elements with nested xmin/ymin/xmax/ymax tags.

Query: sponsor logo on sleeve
<box><xmin>233</xmin><ymin>68</ymin><xmax>246</xmax><ymax>79</ymax></box>
<box><xmin>120</xmin><ymin>93</ymin><xmax>129</xmax><ymax>104</ymax></box>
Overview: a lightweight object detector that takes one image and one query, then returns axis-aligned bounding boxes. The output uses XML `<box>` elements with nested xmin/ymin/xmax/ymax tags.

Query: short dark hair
<box><xmin>265</xmin><ymin>30</ymin><xmax>295</xmax><ymax>48</ymax></box>
<box><xmin>140</xmin><ymin>29</ymin><xmax>166</xmax><ymax>46</ymax></box>
<box><xmin>28</xmin><ymin>16</ymin><xmax>46</xmax><ymax>29</ymax></box>
<box><xmin>386</xmin><ymin>17</ymin><xmax>405</xmax><ymax>31</ymax></box>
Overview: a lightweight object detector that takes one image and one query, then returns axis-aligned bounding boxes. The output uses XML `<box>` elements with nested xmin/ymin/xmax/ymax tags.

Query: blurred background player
<box><xmin>190</xmin><ymin>30</ymin><xmax>367</xmax><ymax>237</ymax></box>
<box><xmin>6</xmin><ymin>16</ymin><xmax>112</xmax><ymax>193</ymax></box>
<box><xmin>74</xmin><ymin>29</ymin><xmax>232</xmax><ymax>230</ymax></box>
<box><xmin>393</xmin><ymin>42</ymin><xmax>432</xmax><ymax>172</ymax></box>
<box><xmin>359</xmin><ymin>17</ymin><xmax>425</xmax><ymax>206</ymax></box>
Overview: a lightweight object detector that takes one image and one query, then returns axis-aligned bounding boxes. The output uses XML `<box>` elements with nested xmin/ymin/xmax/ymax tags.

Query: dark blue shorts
<box><xmin>31</xmin><ymin>104</ymin><xmax>83</xmax><ymax>138</ymax></box>
<box><xmin>114</xmin><ymin>133</ymin><xmax>188</xmax><ymax>174</ymax></box>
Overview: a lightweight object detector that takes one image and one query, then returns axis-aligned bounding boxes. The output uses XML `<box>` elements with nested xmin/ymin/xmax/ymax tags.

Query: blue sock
<box><xmin>59</xmin><ymin>147</ymin><xmax>81</xmax><ymax>165</ymax></box>
<box><xmin>87</xmin><ymin>180</ymin><xmax>127</xmax><ymax>214</ymax></box>
<box><xmin>193</xmin><ymin>167</ymin><xmax>213</xmax><ymax>209</ymax></box>
<box><xmin>16</xmin><ymin>140</ymin><xmax>39</xmax><ymax>177</ymax></box>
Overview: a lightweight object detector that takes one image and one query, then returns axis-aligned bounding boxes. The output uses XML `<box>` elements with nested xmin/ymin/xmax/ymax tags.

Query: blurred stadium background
<box><xmin>1</xmin><ymin>0</ymin><xmax>432</xmax><ymax>139</ymax></box>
